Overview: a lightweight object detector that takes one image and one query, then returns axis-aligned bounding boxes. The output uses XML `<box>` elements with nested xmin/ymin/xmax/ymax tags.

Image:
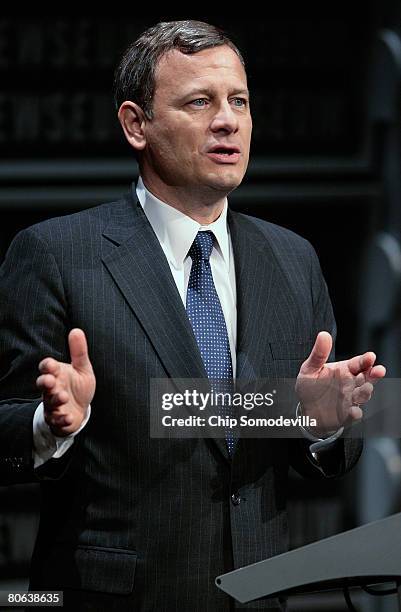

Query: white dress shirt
<box><xmin>33</xmin><ymin>178</ymin><xmax>237</xmax><ymax>467</ymax></box>
<box><xmin>136</xmin><ymin>177</ymin><xmax>237</xmax><ymax>370</ymax></box>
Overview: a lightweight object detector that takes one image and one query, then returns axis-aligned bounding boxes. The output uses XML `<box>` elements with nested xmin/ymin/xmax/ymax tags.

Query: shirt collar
<box><xmin>136</xmin><ymin>176</ymin><xmax>230</xmax><ymax>269</ymax></box>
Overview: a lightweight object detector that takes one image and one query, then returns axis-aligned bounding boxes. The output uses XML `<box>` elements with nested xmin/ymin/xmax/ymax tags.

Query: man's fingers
<box><xmin>354</xmin><ymin>372</ymin><xmax>365</xmax><ymax>387</ymax></box>
<box><xmin>301</xmin><ymin>331</ymin><xmax>332</xmax><ymax>374</ymax></box>
<box><xmin>369</xmin><ymin>364</ymin><xmax>386</xmax><ymax>381</ymax></box>
<box><xmin>349</xmin><ymin>405</ymin><xmax>363</xmax><ymax>420</ymax></box>
<box><xmin>347</xmin><ymin>352</ymin><xmax>385</xmax><ymax>382</ymax></box>
<box><xmin>37</xmin><ymin>374</ymin><xmax>69</xmax><ymax>407</ymax></box>
<box><xmin>45</xmin><ymin>412</ymin><xmax>73</xmax><ymax>429</ymax></box>
<box><xmin>352</xmin><ymin>382</ymin><xmax>373</xmax><ymax>405</ymax></box>
<box><xmin>69</xmin><ymin>328</ymin><xmax>92</xmax><ymax>371</ymax></box>
<box><xmin>45</xmin><ymin>390</ymin><xmax>70</xmax><ymax>409</ymax></box>
<box><xmin>36</xmin><ymin>374</ymin><xmax>56</xmax><ymax>391</ymax></box>
<box><xmin>347</xmin><ymin>351</ymin><xmax>376</xmax><ymax>375</ymax></box>
<box><xmin>38</xmin><ymin>358</ymin><xmax>60</xmax><ymax>375</ymax></box>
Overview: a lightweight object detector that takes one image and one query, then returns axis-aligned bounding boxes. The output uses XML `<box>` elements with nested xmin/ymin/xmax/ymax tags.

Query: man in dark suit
<box><xmin>0</xmin><ymin>20</ymin><xmax>385</xmax><ymax>611</ymax></box>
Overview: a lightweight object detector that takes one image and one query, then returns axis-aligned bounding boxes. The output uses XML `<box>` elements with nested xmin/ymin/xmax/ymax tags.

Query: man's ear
<box><xmin>118</xmin><ymin>101</ymin><xmax>147</xmax><ymax>151</ymax></box>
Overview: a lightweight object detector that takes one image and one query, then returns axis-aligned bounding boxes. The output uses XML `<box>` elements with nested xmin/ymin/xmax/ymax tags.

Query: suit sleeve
<box><xmin>289</xmin><ymin>242</ymin><xmax>363</xmax><ymax>479</ymax></box>
<box><xmin>0</xmin><ymin>227</ymin><xmax>71</xmax><ymax>484</ymax></box>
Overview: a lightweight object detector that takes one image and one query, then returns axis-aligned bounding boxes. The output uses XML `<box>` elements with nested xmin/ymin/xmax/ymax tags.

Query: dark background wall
<box><xmin>1</xmin><ymin>6</ymin><xmax>401</xmax><ymax>610</ymax></box>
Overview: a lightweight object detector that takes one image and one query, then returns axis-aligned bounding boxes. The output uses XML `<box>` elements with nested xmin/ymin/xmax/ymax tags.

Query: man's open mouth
<box><xmin>206</xmin><ymin>147</ymin><xmax>241</xmax><ymax>163</ymax></box>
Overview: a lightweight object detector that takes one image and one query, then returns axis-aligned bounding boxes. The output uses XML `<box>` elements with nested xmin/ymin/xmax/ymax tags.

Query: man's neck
<box><xmin>140</xmin><ymin>177</ymin><xmax>227</xmax><ymax>225</ymax></box>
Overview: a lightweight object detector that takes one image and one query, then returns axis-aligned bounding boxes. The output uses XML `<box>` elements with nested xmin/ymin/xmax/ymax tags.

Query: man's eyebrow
<box><xmin>181</xmin><ymin>87</ymin><xmax>250</xmax><ymax>99</ymax></box>
<box><xmin>181</xmin><ymin>87</ymin><xmax>214</xmax><ymax>99</ymax></box>
<box><xmin>230</xmin><ymin>89</ymin><xmax>250</xmax><ymax>98</ymax></box>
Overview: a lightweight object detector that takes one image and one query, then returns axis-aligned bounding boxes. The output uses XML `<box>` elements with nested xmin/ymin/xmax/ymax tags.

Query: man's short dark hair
<box><xmin>113</xmin><ymin>20</ymin><xmax>245</xmax><ymax>119</ymax></box>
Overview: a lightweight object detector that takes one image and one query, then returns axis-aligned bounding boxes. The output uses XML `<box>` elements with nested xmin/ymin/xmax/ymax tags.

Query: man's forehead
<box><xmin>154</xmin><ymin>45</ymin><xmax>246</xmax><ymax>86</ymax></box>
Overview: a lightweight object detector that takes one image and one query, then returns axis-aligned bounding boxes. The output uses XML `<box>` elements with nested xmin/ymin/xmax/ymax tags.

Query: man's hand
<box><xmin>36</xmin><ymin>329</ymin><xmax>96</xmax><ymax>437</ymax></box>
<box><xmin>295</xmin><ymin>331</ymin><xmax>386</xmax><ymax>435</ymax></box>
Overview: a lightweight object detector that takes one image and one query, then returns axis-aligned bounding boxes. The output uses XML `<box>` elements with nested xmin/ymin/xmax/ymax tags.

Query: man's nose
<box><xmin>209</xmin><ymin>102</ymin><xmax>239</xmax><ymax>133</ymax></box>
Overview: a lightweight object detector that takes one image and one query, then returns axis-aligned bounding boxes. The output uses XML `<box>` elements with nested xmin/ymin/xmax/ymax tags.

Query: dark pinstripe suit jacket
<box><xmin>0</xmin><ymin>186</ymin><xmax>362</xmax><ymax>611</ymax></box>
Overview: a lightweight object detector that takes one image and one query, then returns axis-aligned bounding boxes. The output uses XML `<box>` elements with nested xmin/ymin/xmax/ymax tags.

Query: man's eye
<box><xmin>232</xmin><ymin>98</ymin><xmax>247</xmax><ymax>107</ymax></box>
<box><xmin>191</xmin><ymin>99</ymin><xmax>208</xmax><ymax>107</ymax></box>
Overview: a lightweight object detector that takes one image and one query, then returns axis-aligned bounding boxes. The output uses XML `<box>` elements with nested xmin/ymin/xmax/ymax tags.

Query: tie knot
<box><xmin>189</xmin><ymin>231</ymin><xmax>214</xmax><ymax>262</ymax></box>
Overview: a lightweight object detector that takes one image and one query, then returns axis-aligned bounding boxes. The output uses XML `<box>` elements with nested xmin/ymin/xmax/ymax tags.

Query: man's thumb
<box><xmin>301</xmin><ymin>331</ymin><xmax>332</xmax><ymax>374</ymax></box>
<box><xmin>69</xmin><ymin>328</ymin><xmax>92</xmax><ymax>371</ymax></box>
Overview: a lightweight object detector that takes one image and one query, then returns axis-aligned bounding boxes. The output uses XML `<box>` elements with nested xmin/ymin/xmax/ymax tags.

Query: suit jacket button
<box><xmin>231</xmin><ymin>492</ymin><xmax>241</xmax><ymax>506</ymax></box>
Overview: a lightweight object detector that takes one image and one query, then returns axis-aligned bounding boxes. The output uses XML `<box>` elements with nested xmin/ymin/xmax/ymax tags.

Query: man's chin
<box><xmin>205</xmin><ymin>171</ymin><xmax>244</xmax><ymax>194</ymax></box>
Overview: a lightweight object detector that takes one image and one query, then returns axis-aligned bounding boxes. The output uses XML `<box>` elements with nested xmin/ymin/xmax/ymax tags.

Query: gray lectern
<box><xmin>216</xmin><ymin>512</ymin><xmax>401</xmax><ymax>610</ymax></box>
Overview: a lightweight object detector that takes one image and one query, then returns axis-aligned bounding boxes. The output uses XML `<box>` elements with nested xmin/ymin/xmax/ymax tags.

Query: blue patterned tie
<box><xmin>186</xmin><ymin>231</ymin><xmax>235</xmax><ymax>454</ymax></box>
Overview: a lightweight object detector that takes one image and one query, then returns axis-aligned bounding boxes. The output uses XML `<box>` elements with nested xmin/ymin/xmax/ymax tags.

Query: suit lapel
<box><xmin>101</xmin><ymin>196</ymin><xmax>207</xmax><ymax>382</ymax></box>
<box><xmin>229</xmin><ymin>210</ymin><xmax>281</xmax><ymax>381</ymax></box>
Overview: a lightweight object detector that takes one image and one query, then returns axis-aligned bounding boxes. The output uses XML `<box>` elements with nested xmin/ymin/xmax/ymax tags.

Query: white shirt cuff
<box><xmin>33</xmin><ymin>402</ymin><xmax>91</xmax><ymax>469</ymax></box>
<box><xmin>296</xmin><ymin>402</ymin><xmax>344</xmax><ymax>454</ymax></box>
